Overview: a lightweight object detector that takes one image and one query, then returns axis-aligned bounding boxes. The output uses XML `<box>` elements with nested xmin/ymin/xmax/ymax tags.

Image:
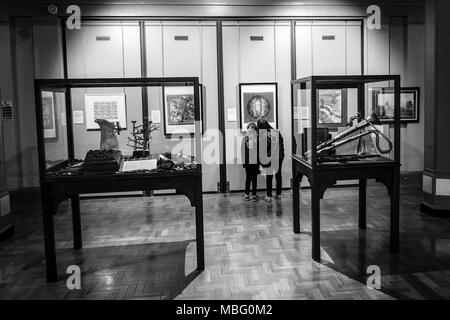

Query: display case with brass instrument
<box><xmin>291</xmin><ymin>75</ymin><xmax>401</xmax><ymax>262</ymax></box>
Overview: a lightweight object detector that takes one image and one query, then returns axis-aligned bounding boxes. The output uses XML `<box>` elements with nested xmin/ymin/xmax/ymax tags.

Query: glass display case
<box><xmin>291</xmin><ymin>75</ymin><xmax>401</xmax><ymax>167</ymax></box>
<box><xmin>290</xmin><ymin>75</ymin><xmax>401</xmax><ymax>262</ymax></box>
<box><xmin>34</xmin><ymin>77</ymin><xmax>203</xmax><ymax>179</ymax></box>
<box><xmin>34</xmin><ymin>77</ymin><xmax>205</xmax><ymax>282</ymax></box>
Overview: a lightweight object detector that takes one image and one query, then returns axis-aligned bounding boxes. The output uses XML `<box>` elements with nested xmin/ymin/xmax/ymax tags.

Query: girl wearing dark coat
<box><xmin>241</xmin><ymin>123</ymin><xmax>259</xmax><ymax>202</ymax></box>
<box><xmin>257</xmin><ymin>119</ymin><xmax>285</xmax><ymax>203</ymax></box>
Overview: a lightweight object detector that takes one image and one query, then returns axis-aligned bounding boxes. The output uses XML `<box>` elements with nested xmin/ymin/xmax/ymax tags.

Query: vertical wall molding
<box><xmin>60</xmin><ymin>18</ymin><xmax>68</xmax><ymax>80</ymax></box>
<box><xmin>216</xmin><ymin>20</ymin><xmax>227</xmax><ymax>193</ymax></box>
<box><xmin>9</xmin><ymin>17</ymin><xmax>24</xmax><ymax>188</ymax></box>
<box><xmin>139</xmin><ymin>20</ymin><xmax>149</xmax><ymax>123</ymax></box>
<box><xmin>60</xmin><ymin>17</ymin><xmax>75</xmax><ymax>160</ymax></box>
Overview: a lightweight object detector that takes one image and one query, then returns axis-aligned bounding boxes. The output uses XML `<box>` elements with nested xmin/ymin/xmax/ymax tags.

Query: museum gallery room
<box><xmin>0</xmin><ymin>0</ymin><xmax>449</xmax><ymax>301</ymax></box>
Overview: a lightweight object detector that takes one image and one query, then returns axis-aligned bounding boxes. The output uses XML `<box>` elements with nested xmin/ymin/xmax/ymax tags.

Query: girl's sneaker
<box><xmin>251</xmin><ymin>195</ymin><xmax>259</xmax><ymax>202</ymax></box>
<box><xmin>263</xmin><ymin>196</ymin><xmax>273</xmax><ymax>203</ymax></box>
<box><xmin>274</xmin><ymin>194</ymin><xmax>282</xmax><ymax>200</ymax></box>
<box><xmin>242</xmin><ymin>194</ymin><xmax>250</xmax><ymax>201</ymax></box>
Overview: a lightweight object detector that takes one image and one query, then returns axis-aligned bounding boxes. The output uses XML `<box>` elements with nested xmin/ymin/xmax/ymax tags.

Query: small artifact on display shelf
<box><xmin>83</xmin><ymin>149</ymin><xmax>123</xmax><ymax>174</ymax></box>
<box><xmin>46</xmin><ymin>159</ymin><xmax>84</xmax><ymax>177</ymax></box>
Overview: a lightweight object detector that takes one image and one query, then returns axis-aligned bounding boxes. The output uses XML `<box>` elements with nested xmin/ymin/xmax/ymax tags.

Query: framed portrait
<box><xmin>163</xmin><ymin>85</ymin><xmax>203</xmax><ymax>136</ymax></box>
<box><xmin>84</xmin><ymin>93</ymin><xmax>127</xmax><ymax>130</ymax></box>
<box><xmin>371</xmin><ymin>87</ymin><xmax>420</xmax><ymax>123</ymax></box>
<box><xmin>317</xmin><ymin>89</ymin><xmax>348</xmax><ymax>128</ymax></box>
<box><xmin>239</xmin><ymin>83</ymin><xmax>278</xmax><ymax>130</ymax></box>
<box><xmin>42</xmin><ymin>91</ymin><xmax>57</xmax><ymax>139</ymax></box>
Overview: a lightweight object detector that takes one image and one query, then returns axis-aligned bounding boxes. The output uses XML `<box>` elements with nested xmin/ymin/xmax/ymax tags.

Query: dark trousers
<box><xmin>244</xmin><ymin>165</ymin><xmax>259</xmax><ymax>196</ymax></box>
<box><xmin>266</xmin><ymin>158</ymin><xmax>283</xmax><ymax>197</ymax></box>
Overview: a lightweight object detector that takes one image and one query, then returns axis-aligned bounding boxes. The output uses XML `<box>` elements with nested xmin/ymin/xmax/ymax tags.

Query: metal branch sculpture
<box><xmin>126</xmin><ymin>120</ymin><xmax>160</xmax><ymax>158</ymax></box>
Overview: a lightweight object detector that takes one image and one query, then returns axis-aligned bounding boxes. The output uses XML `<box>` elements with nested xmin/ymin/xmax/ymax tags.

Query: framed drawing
<box><xmin>317</xmin><ymin>89</ymin><xmax>347</xmax><ymax>128</ymax></box>
<box><xmin>239</xmin><ymin>83</ymin><xmax>278</xmax><ymax>130</ymax></box>
<box><xmin>372</xmin><ymin>87</ymin><xmax>420</xmax><ymax>123</ymax></box>
<box><xmin>84</xmin><ymin>93</ymin><xmax>127</xmax><ymax>130</ymax></box>
<box><xmin>42</xmin><ymin>91</ymin><xmax>57</xmax><ymax>139</ymax></box>
<box><xmin>163</xmin><ymin>85</ymin><xmax>203</xmax><ymax>136</ymax></box>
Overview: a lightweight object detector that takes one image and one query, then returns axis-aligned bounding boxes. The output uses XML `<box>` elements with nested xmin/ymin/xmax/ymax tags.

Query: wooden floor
<box><xmin>1</xmin><ymin>178</ymin><xmax>450</xmax><ymax>300</ymax></box>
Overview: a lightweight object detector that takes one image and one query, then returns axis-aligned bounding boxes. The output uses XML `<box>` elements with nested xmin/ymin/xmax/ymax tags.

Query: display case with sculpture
<box><xmin>34</xmin><ymin>77</ymin><xmax>204</xmax><ymax>282</ymax></box>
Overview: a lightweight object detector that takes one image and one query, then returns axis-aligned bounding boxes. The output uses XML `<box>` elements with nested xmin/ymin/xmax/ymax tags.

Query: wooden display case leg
<box><xmin>359</xmin><ymin>179</ymin><xmax>367</xmax><ymax>230</ymax></box>
<box><xmin>71</xmin><ymin>195</ymin><xmax>82</xmax><ymax>250</ymax></box>
<box><xmin>292</xmin><ymin>176</ymin><xmax>301</xmax><ymax>234</ymax></box>
<box><xmin>195</xmin><ymin>183</ymin><xmax>205</xmax><ymax>271</ymax></box>
<box><xmin>311</xmin><ymin>180</ymin><xmax>321</xmax><ymax>262</ymax></box>
<box><xmin>390</xmin><ymin>172</ymin><xmax>400</xmax><ymax>253</ymax></box>
<box><xmin>42</xmin><ymin>189</ymin><xmax>58</xmax><ymax>282</ymax></box>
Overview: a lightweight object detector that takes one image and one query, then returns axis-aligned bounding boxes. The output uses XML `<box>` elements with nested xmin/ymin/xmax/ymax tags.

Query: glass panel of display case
<box><xmin>291</xmin><ymin>76</ymin><xmax>400</xmax><ymax>167</ymax></box>
<box><xmin>36</xmin><ymin>78</ymin><xmax>202</xmax><ymax>177</ymax></box>
<box><xmin>41</xmin><ymin>90</ymin><xmax>69</xmax><ymax>169</ymax></box>
<box><xmin>365</xmin><ymin>80</ymin><xmax>398</xmax><ymax>162</ymax></box>
<box><xmin>292</xmin><ymin>79</ymin><xmax>312</xmax><ymax>165</ymax></box>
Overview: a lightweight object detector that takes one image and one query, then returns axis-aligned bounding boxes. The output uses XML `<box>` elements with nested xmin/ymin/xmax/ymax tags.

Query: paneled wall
<box><xmin>0</xmin><ymin>3</ymin><xmax>426</xmax><ymax>192</ymax></box>
<box><xmin>366</xmin><ymin>15</ymin><xmax>425</xmax><ymax>172</ymax></box>
<box><xmin>0</xmin><ymin>21</ymin><xmax>20</xmax><ymax>190</ymax></box>
<box><xmin>223</xmin><ymin>21</ymin><xmax>291</xmax><ymax>191</ymax></box>
<box><xmin>296</xmin><ymin>20</ymin><xmax>362</xmax><ymax>77</ymax></box>
<box><xmin>145</xmin><ymin>21</ymin><xmax>219</xmax><ymax>192</ymax></box>
<box><xmin>66</xmin><ymin>22</ymin><xmax>142</xmax><ymax>162</ymax></box>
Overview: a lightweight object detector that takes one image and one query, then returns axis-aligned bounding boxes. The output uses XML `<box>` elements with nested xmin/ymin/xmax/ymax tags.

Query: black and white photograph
<box><xmin>239</xmin><ymin>83</ymin><xmax>278</xmax><ymax>130</ymax></box>
<box><xmin>163</xmin><ymin>85</ymin><xmax>199</xmax><ymax>135</ymax></box>
<box><xmin>317</xmin><ymin>89</ymin><xmax>347</xmax><ymax>127</ymax></box>
<box><xmin>372</xmin><ymin>87</ymin><xmax>420</xmax><ymax>123</ymax></box>
<box><xmin>42</xmin><ymin>91</ymin><xmax>56</xmax><ymax>139</ymax></box>
<box><xmin>0</xmin><ymin>0</ymin><xmax>449</xmax><ymax>312</ymax></box>
<box><xmin>84</xmin><ymin>93</ymin><xmax>127</xmax><ymax>130</ymax></box>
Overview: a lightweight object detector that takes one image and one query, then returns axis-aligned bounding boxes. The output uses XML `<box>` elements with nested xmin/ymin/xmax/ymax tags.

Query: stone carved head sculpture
<box><xmin>95</xmin><ymin>119</ymin><xmax>120</xmax><ymax>151</ymax></box>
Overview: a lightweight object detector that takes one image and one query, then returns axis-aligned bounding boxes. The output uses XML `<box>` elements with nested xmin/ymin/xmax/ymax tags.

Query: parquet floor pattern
<box><xmin>1</xmin><ymin>179</ymin><xmax>450</xmax><ymax>299</ymax></box>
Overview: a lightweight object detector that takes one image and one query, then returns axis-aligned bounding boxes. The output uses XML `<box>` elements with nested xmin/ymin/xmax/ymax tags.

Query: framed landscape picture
<box><xmin>84</xmin><ymin>93</ymin><xmax>127</xmax><ymax>130</ymax></box>
<box><xmin>42</xmin><ymin>91</ymin><xmax>57</xmax><ymax>139</ymax></box>
<box><xmin>317</xmin><ymin>89</ymin><xmax>348</xmax><ymax>128</ymax></box>
<box><xmin>163</xmin><ymin>85</ymin><xmax>203</xmax><ymax>136</ymax></box>
<box><xmin>371</xmin><ymin>87</ymin><xmax>420</xmax><ymax>123</ymax></box>
<box><xmin>239</xmin><ymin>83</ymin><xmax>278</xmax><ymax>130</ymax></box>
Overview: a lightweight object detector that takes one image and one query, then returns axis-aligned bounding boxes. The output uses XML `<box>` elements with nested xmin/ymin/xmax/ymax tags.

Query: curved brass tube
<box><xmin>304</xmin><ymin>112</ymin><xmax>393</xmax><ymax>158</ymax></box>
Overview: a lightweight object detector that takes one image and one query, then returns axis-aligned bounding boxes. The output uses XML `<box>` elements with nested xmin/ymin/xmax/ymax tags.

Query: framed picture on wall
<box><xmin>239</xmin><ymin>83</ymin><xmax>278</xmax><ymax>130</ymax></box>
<box><xmin>42</xmin><ymin>91</ymin><xmax>57</xmax><ymax>140</ymax></box>
<box><xmin>371</xmin><ymin>87</ymin><xmax>420</xmax><ymax>123</ymax></box>
<box><xmin>317</xmin><ymin>89</ymin><xmax>348</xmax><ymax>128</ymax></box>
<box><xmin>163</xmin><ymin>85</ymin><xmax>204</xmax><ymax>136</ymax></box>
<box><xmin>84</xmin><ymin>93</ymin><xmax>127</xmax><ymax>130</ymax></box>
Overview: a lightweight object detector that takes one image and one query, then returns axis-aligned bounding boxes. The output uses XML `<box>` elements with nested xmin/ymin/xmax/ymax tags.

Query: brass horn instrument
<box><xmin>305</xmin><ymin>112</ymin><xmax>393</xmax><ymax>159</ymax></box>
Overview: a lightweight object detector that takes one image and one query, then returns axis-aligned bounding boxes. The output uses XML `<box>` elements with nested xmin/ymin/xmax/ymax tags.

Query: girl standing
<box><xmin>241</xmin><ymin>123</ymin><xmax>259</xmax><ymax>202</ymax></box>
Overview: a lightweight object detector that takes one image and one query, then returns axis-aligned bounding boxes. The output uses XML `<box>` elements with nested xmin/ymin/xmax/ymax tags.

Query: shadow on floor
<box><xmin>313</xmin><ymin>229</ymin><xmax>450</xmax><ymax>300</ymax></box>
<box><xmin>0</xmin><ymin>240</ymin><xmax>200</xmax><ymax>300</ymax></box>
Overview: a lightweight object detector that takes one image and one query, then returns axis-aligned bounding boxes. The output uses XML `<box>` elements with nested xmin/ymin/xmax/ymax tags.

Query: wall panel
<box><xmin>145</xmin><ymin>21</ymin><xmax>219</xmax><ymax>192</ymax></box>
<box><xmin>224</xmin><ymin>21</ymin><xmax>291</xmax><ymax>192</ymax></box>
<box><xmin>0</xmin><ymin>22</ymin><xmax>20</xmax><ymax>189</ymax></box>
<box><xmin>295</xmin><ymin>23</ymin><xmax>312</xmax><ymax>79</ymax></box>
<box><xmin>239</xmin><ymin>25</ymin><xmax>276</xmax><ymax>82</ymax></box>
<box><xmin>312</xmin><ymin>24</ymin><xmax>346</xmax><ymax>75</ymax></box>
<box><xmin>296</xmin><ymin>20</ymin><xmax>362</xmax><ymax>77</ymax></box>
<box><xmin>162</xmin><ymin>24</ymin><xmax>202</xmax><ymax>78</ymax></box>
<box><xmin>84</xmin><ymin>24</ymin><xmax>124</xmax><ymax>78</ymax></box>
<box><xmin>33</xmin><ymin>20</ymin><xmax>64</xmax><ymax>79</ymax></box>
<box><xmin>346</xmin><ymin>23</ymin><xmax>362</xmax><ymax>75</ymax></box>
<box><xmin>275</xmin><ymin>22</ymin><xmax>292</xmax><ymax>190</ymax></box>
